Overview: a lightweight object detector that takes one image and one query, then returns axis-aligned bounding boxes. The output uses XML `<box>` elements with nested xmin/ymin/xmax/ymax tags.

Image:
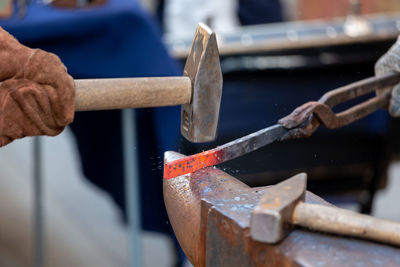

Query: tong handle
<box><xmin>279</xmin><ymin>72</ymin><xmax>400</xmax><ymax>138</ymax></box>
<box><xmin>319</xmin><ymin>72</ymin><xmax>400</xmax><ymax>108</ymax></box>
<box><xmin>324</xmin><ymin>91</ymin><xmax>390</xmax><ymax>128</ymax></box>
<box><xmin>317</xmin><ymin>72</ymin><xmax>400</xmax><ymax>128</ymax></box>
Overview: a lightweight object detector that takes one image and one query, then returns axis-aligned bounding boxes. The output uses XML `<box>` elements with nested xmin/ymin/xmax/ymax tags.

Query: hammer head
<box><xmin>181</xmin><ymin>23</ymin><xmax>223</xmax><ymax>143</ymax></box>
<box><xmin>250</xmin><ymin>173</ymin><xmax>307</xmax><ymax>243</ymax></box>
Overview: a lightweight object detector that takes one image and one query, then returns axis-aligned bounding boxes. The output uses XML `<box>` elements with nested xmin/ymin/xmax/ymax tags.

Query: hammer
<box><xmin>73</xmin><ymin>23</ymin><xmax>222</xmax><ymax>143</ymax></box>
<box><xmin>250</xmin><ymin>173</ymin><xmax>400</xmax><ymax>246</ymax></box>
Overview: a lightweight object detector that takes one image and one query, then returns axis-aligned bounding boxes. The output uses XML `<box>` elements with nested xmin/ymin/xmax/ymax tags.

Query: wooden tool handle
<box><xmin>293</xmin><ymin>202</ymin><xmax>400</xmax><ymax>246</ymax></box>
<box><xmin>74</xmin><ymin>76</ymin><xmax>192</xmax><ymax>111</ymax></box>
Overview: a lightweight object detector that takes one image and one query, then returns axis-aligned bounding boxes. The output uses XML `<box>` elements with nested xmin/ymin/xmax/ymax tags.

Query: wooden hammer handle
<box><xmin>74</xmin><ymin>76</ymin><xmax>192</xmax><ymax>111</ymax></box>
<box><xmin>293</xmin><ymin>202</ymin><xmax>400</xmax><ymax>246</ymax></box>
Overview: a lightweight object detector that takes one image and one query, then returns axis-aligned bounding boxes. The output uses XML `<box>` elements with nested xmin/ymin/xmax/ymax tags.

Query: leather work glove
<box><xmin>375</xmin><ymin>36</ymin><xmax>400</xmax><ymax>117</ymax></box>
<box><xmin>0</xmin><ymin>27</ymin><xmax>75</xmax><ymax>147</ymax></box>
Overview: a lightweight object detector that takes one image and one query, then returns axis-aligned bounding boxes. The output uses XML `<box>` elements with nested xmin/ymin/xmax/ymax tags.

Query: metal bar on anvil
<box><xmin>163</xmin><ymin>124</ymin><xmax>287</xmax><ymax>179</ymax></box>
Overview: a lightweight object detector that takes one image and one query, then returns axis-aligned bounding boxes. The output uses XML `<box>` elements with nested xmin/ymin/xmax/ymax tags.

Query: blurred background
<box><xmin>1</xmin><ymin>0</ymin><xmax>400</xmax><ymax>266</ymax></box>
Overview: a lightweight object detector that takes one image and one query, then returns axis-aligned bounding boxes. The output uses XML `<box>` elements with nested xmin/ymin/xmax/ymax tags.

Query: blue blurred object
<box><xmin>238</xmin><ymin>0</ymin><xmax>284</xmax><ymax>25</ymax></box>
<box><xmin>0</xmin><ymin>0</ymin><xmax>181</xmax><ymax>235</ymax></box>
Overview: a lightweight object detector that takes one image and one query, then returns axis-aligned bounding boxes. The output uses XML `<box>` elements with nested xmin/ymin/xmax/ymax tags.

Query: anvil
<box><xmin>163</xmin><ymin>151</ymin><xmax>400</xmax><ymax>267</ymax></box>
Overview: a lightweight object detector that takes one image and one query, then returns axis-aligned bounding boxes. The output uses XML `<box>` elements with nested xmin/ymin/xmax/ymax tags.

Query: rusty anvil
<box><xmin>164</xmin><ymin>151</ymin><xmax>400</xmax><ymax>266</ymax></box>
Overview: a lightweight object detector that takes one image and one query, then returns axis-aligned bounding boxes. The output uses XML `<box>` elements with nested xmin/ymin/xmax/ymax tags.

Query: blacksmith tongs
<box><xmin>164</xmin><ymin>72</ymin><xmax>400</xmax><ymax>179</ymax></box>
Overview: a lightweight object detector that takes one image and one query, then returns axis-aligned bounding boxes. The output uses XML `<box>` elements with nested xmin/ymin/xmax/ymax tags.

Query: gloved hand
<box><xmin>0</xmin><ymin>27</ymin><xmax>75</xmax><ymax>147</ymax></box>
<box><xmin>375</xmin><ymin>36</ymin><xmax>400</xmax><ymax>117</ymax></box>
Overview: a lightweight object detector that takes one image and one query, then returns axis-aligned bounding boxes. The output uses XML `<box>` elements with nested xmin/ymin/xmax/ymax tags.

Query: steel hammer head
<box><xmin>250</xmin><ymin>173</ymin><xmax>307</xmax><ymax>243</ymax></box>
<box><xmin>181</xmin><ymin>23</ymin><xmax>223</xmax><ymax>143</ymax></box>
